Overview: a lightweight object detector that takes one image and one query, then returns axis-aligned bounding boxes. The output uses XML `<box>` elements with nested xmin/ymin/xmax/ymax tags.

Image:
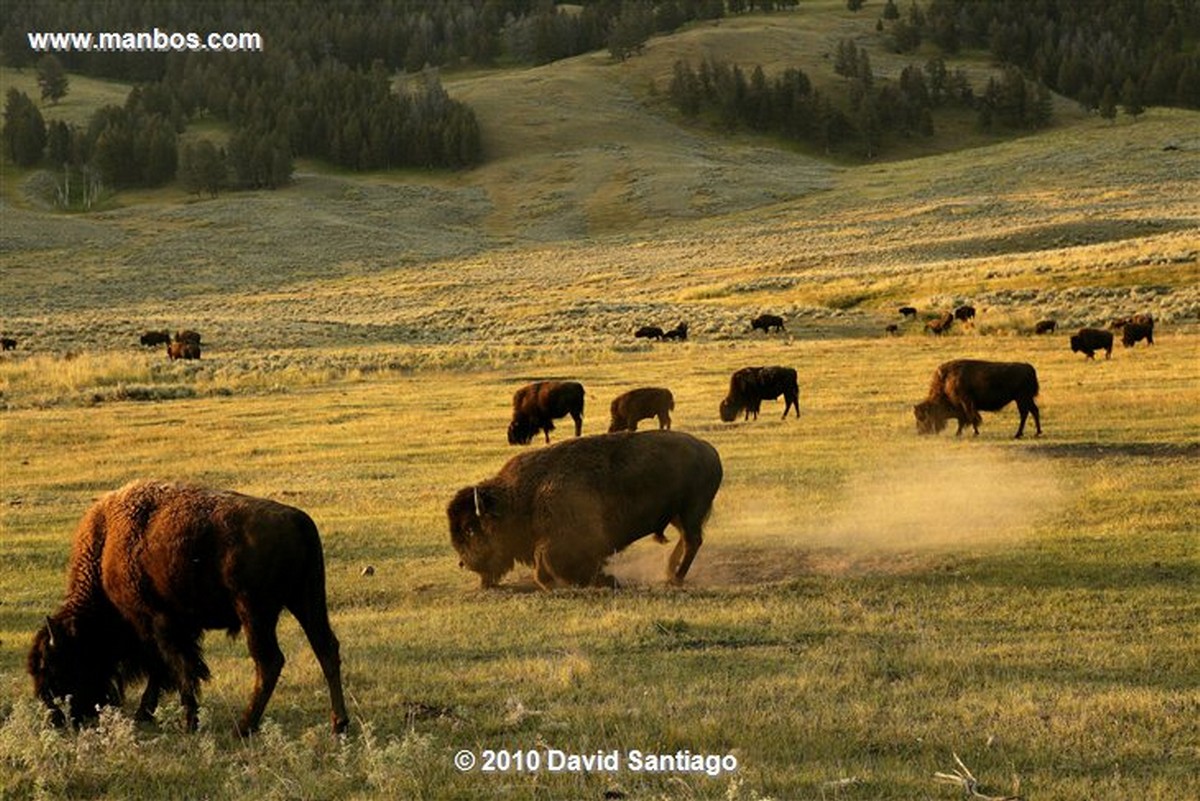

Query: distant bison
<box><xmin>174</xmin><ymin>330</ymin><xmax>202</xmax><ymax>346</ymax></box>
<box><xmin>898</xmin><ymin>306</ymin><xmax>918</xmax><ymax>319</ymax></box>
<box><xmin>663</xmin><ymin>321</ymin><xmax>689</xmax><ymax>341</ymax></box>
<box><xmin>448</xmin><ymin>431</ymin><xmax>723</xmax><ymax>589</ymax></box>
<box><xmin>634</xmin><ymin>326</ymin><xmax>664</xmax><ymax>340</ymax></box>
<box><xmin>1034</xmin><ymin>319</ymin><xmax>1057</xmax><ymax>335</ymax></box>
<box><xmin>1070</xmin><ymin>328</ymin><xmax>1113</xmax><ymax>360</ymax></box>
<box><xmin>1111</xmin><ymin>313</ymin><xmax>1154</xmax><ymax>331</ymax></box>
<box><xmin>954</xmin><ymin>305</ymin><xmax>977</xmax><ymax>323</ymax></box>
<box><xmin>1121</xmin><ymin>322</ymin><xmax>1154</xmax><ymax>347</ymax></box>
<box><xmin>28</xmin><ymin>480</ymin><xmax>348</xmax><ymax>735</ymax></box>
<box><xmin>609</xmin><ymin>387</ymin><xmax>675</xmax><ymax>432</ymax></box>
<box><xmin>1</xmin><ymin>337</ymin><xmax>17</xmax><ymax>351</ymax></box>
<box><xmin>167</xmin><ymin>341</ymin><xmax>201</xmax><ymax>360</ymax></box>
<box><xmin>750</xmin><ymin>314</ymin><xmax>786</xmax><ymax>334</ymax></box>
<box><xmin>719</xmin><ymin>366</ymin><xmax>800</xmax><ymax>422</ymax></box>
<box><xmin>140</xmin><ymin>330</ymin><xmax>171</xmax><ymax>347</ymax></box>
<box><xmin>925</xmin><ymin>312</ymin><xmax>954</xmax><ymax>335</ymax></box>
<box><xmin>508</xmin><ymin>381</ymin><xmax>585</xmax><ymax>445</ymax></box>
<box><xmin>885</xmin><ymin>324</ymin><xmax>900</xmax><ymax>335</ymax></box>
<box><xmin>914</xmin><ymin>359</ymin><xmax>1041</xmax><ymax>439</ymax></box>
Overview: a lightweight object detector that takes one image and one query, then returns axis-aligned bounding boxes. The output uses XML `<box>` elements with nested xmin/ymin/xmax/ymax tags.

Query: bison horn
<box><xmin>473</xmin><ymin>486</ymin><xmax>482</xmax><ymax>519</ymax></box>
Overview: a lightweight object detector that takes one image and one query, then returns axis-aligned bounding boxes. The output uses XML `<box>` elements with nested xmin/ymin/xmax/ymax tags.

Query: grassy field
<box><xmin>2</xmin><ymin>5</ymin><xmax>1199</xmax><ymax>800</ymax></box>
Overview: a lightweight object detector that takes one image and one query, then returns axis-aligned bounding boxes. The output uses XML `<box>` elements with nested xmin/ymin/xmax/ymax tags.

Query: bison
<box><xmin>913</xmin><ymin>359</ymin><xmax>1041</xmax><ymax>439</ymax></box>
<box><xmin>750</xmin><ymin>314</ymin><xmax>785</xmax><ymax>334</ymax></box>
<box><xmin>925</xmin><ymin>312</ymin><xmax>954</xmax><ymax>335</ymax></box>
<box><xmin>167</xmin><ymin>341</ymin><xmax>201</xmax><ymax>360</ymax></box>
<box><xmin>1070</xmin><ymin>328</ymin><xmax>1113</xmax><ymax>360</ymax></box>
<box><xmin>898</xmin><ymin>306</ymin><xmax>918</xmax><ymax>319</ymax></box>
<box><xmin>954</xmin><ymin>305</ymin><xmax>977</xmax><ymax>323</ymax></box>
<box><xmin>140</xmin><ymin>330</ymin><xmax>171</xmax><ymax>347</ymax></box>
<box><xmin>663</xmin><ymin>321</ymin><xmax>689</xmax><ymax>341</ymax></box>
<box><xmin>1034</xmin><ymin>319</ymin><xmax>1057</xmax><ymax>335</ymax></box>
<box><xmin>448</xmin><ymin>431</ymin><xmax>723</xmax><ymax>589</ymax></box>
<box><xmin>634</xmin><ymin>326</ymin><xmax>664</xmax><ymax>340</ymax></box>
<box><xmin>1122</xmin><ymin>322</ymin><xmax>1154</xmax><ymax>348</ymax></box>
<box><xmin>174</xmin><ymin>330</ymin><xmax>202</xmax><ymax>346</ymax></box>
<box><xmin>1</xmin><ymin>337</ymin><xmax>17</xmax><ymax>351</ymax></box>
<box><xmin>1111</xmin><ymin>313</ymin><xmax>1154</xmax><ymax>331</ymax></box>
<box><xmin>719</xmin><ymin>366</ymin><xmax>800</xmax><ymax>422</ymax></box>
<box><xmin>885</xmin><ymin>324</ymin><xmax>900</xmax><ymax>335</ymax></box>
<box><xmin>27</xmin><ymin>480</ymin><xmax>348</xmax><ymax>736</ymax></box>
<box><xmin>609</xmin><ymin>387</ymin><xmax>675</xmax><ymax>432</ymax></box>
<box><xmin>508</xmin><ymin>381</ymin><xmax>585</xmax><ymax>445</ymax></box>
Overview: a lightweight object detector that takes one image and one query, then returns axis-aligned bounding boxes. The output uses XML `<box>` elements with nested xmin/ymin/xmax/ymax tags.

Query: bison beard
<box><xmin>448</xmin><ymin>431</ymin><xmax>723</xmax><ymax>590</ymax></box>
<box><xmin>913</xmin><ymin>359</ymin><xmax>1041</xmax><ymax>439</ymax></box>
<box><xmin>27</xmin><ymin>481</ymin><xmax>348</xmax><ymax>736</ymax></box>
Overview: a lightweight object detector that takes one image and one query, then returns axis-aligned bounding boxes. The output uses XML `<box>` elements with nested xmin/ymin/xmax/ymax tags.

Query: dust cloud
<box><xmin>609</xmin><ymin>447</ymin><xmax>1064</xmax><ymax>586</ymax></box>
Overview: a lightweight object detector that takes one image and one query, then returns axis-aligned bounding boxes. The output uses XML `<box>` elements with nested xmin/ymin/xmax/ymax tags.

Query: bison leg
<box><xmin>236</xmin><ymin>604</ymin><xmax>285</xmax><ymax>737</ymax></box>
<box><xmin>1015</xmin><ymin>399</ymin><xmax>1042</xmax><ymax>439</ymax></box>
<box><xmin>289</xmin><ymin>595</ymin><xmax>349</xmax><ymax>734</ymax></box>
<box><xmin>151</xmin><ymin>619</ymin><xmax>208</xmax><ymax>732</ymax></box>
<box><xmin>782</xmin><ymin>393</ymin><xmax>799</xmax><ymax>419</ymax></box>
<box><xmin>134</xmin><ymin>673</ymin><xmax>166</xmax><ymax>724</ymax></box>
<box><xmin>1104</xmin><ymin>346</ymin><xmax>1112</xmax><ymax>360</ymax></box>
<box><xmin>570</xmin><ymin>411</ymin><xmax>583</xmax><ymax>437</ymax></box>
<box><xmin>658</xmin><ymin>411</ymin><xmax>671</xmax><ymax>430</ymax></box>
<box><xmin>667</xmin><ymin>516</ymin><xmax>704</xmax><ymax>585</ymax></box>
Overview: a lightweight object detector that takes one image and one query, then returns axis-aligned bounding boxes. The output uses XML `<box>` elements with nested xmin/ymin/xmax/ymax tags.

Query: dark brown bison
<box><xmin>634</xmin><ymin>326</ymin><xmax>664</xmax><ymax>340</ymax></box>
<box><xmin>508</xmin><ymin>381</ymin><xmax>585</xmax><ymax>445</ymax></box>
<box><xmin>1070</xmin><ymin>328</ymin><xmax>1113</xmax><ymax>360</ymax></box>
<box><xmin>663</xmin><ymin>321</ymin><xmax>689</xmax><ymax>341</ymax></box>
<box><xmin>448</xmin><ymin>431</ymin><xmax>722</xmax><ymax>589</ymax></box>
<box><xmin>719</xmin><ymin>366</ymin><xmax>800</xmax><ymax>422</ymax></box>
<box><xmin>913</xmin><ymin>359</ymin><xmax>1041</xmax><ymax>438</ymax></box>
<box><xmin>898</xmin><ymin>306</ymin><xmax>918</xmax><ymax>319</ymax></box>
<box><xmin>167</xmin><ymin>341</ymin><xmax>201</xmax><ymax>360</ymax></box>
<box><xmin>925</xmin><ymin>312</ymin><xmax>954</xmax><ymax>335</ymax></box>
<box><xmin>1034</xmin><ymin>319</ymin><xmax>1057</xmax><ymax>335</ymax></box>
<box><xmin>1111</xmin><ymin>313</ymin><xmax>1154</xmax><ymax>330</ymax></box>
<box><xmin>140</xmin><ymin>330</ymin><xmax>171</xmax><ymax>347</ymax></box>
<box><xmin>885</xmin><ymin>324</ymin><xmax>900</xmax><ymax>335</ymax></box>
<box><xmin>609</xmin><ymin>387</ymin><xmax>675</xmax><ymax>432</ymax></box>
<box><xmin>954</xmin><ymin>305</ymin><xmax>977</xmax><ymax>323</ymax></box>
<box><xmin>174</xmin><ymin>330</ymin><xmax>202</xmax><ymax>346</ymax></box>
<box><xmin>750</xmin><ymin>314</ymin><xmax>785</xmax><ymax>334</ymax></box>
<box><xmin>1122</xmin><ymin>322</ymin><xmax>1155</xmax><ymax>348</ymax></box>
<box><xmin>27</xmin><ymin>480</ymin><xmax>348</xmax><ymax>735</ymax></box>
<box><xmin>1</xmin><ymin>337</ymin><xmax>17</xmax><ymax>350</ymax></box>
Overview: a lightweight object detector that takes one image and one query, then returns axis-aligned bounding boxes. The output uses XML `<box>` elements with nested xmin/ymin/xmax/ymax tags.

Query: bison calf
<box><xmin>167</xmin><ymin>341</ymin><xmax>201</xmax><ymax>360</ymax></box>
<box><xmin>913</xmin><ymin>359</ymin><xmax>1041</xmax><ymax>438</ymax></box>
<box><xmin>449</xmin><ymin>431</ymin><xmax>723</xmax><ymax>590</ymax></box>
<box><xmin>925</xmin><ymin>312</ymin><xmax>954</xmax><ymax>335</ymax></box>
<box><xmin>1070</xmin><ymin>328</ymin><xmax>1113</xmax><ymax>360</ymax></box>
<box><xmin>508</xmin><ymin>380</ymin><xmax>585</xmax><ymax>445</ymax></box>
<box><xmin>28</xmin><ymin>480</ymin><xmax>348</xmax><ymax>736</ymax></box>
<box><xmin>1034</xmin><ymin>319</ymin><xmax>1057</xmax><ymax>335</ymax></box>
<box><xmin>719</xmin><ymin>366</ymin><xmax>799</xmax><ymax>422</ymax></box>
<box><xmin>609</xmin><ymin>387</ymin><xmax>675</xmax><ymax>432</ymax></box>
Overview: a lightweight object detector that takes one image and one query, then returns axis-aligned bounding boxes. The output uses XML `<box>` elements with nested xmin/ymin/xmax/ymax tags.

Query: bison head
<box><xmin>913</xmin><ymin>400</ymin><xmax>950</xmax><ymax>435</ymax></box>
<box><xmin>28</xmin><ymin>615</ymin><xmax>124</xmax><ymax>728</ymax></box>
<box><xmin>507</xmin><ymin>417</ymin><xmax>537</xmax><ymax>446</ymax></box>
<box><xmin>447</xmin><ymin>485</ymin><xmax>515</xmax><ymax>588</ymax></box>
<box><xmin>718</xmin><ymin>397</ymin><xmax>742</xmax><ymax>423</ymax></box>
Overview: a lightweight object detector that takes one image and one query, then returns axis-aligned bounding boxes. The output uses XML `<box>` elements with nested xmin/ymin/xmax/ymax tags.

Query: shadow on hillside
<box><xmin>1027</xmin><ymin>441</ymin><xmax>1200</xmax><ymax>460</ymax></box>
<box><xmin>909</xmin><ymin>218</ymin><xmax>1193</xmax><ymax>261</ymax></box>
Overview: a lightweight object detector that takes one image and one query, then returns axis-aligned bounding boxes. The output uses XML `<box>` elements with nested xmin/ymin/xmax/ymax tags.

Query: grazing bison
<box><xmin>174</xmin><ymin>330</ymin><xmax>202</xmax><ymax>346</ymax></box>
<box><xmin>663</xmin><ymin>321</ymin><xmax>689</xmax><ymax>341</ymax></box>
<box><xmin>27</xmin><ymin>480</ymin><xmax>348</xmax><ymax>735</ymax></box>
<box><xmin>609</xmin><ymin>387</ymin><xmax>675</xmax><ymax>432</ymax></box>
<box><xmin>954</xmin><ymin>305</ymin><xmax>977</xmax><ymax>323</ymax></box>
<box><xmin>448</xmin><ymin>431</ymin><xmax>723</xmax><ymax>589</ymax></box>
<box><xmin>885</xmin><ymin>324</ymin><xmax>900</xmax><ymax>335</ymax></box>
<box><xmin>1</xmin><ymin>337</ymin><xmax>17</xmax><ymax>351</ymax></box>
<box><xmin>925</xmin><ymin>312</ymin><xmax>954</xmax><ymax>335</ymax></box>
<box><xmin>1111</xmin><ymin>313</ymin><xmax>1154</xmax><ymax>331</ymax></box>
<box><xmin>140</xmin><ymin>330</ymin><xmax>171</xmax><ymax>347</ymax></box>
<box><xmin>1070</xmin><ymin>328</ymin><xmax>1113</xmax><ymax>360</ymax></box>
<box><xmin>750</xmin><ymin>314</ymin><xmax>786</xmax><ymax>334</ymax></box>
<box><xmin>508</xmin><ymin>381</ymin><xmax>585</xmax><ymax>445</ymax></box>
<box><xmin>1034</xmin><ymin>319</ymin><xmax>1057</xmax><ymax>335</ymax></box>
<box><xmin>1122</xmin><ymin>322</ymin><xmax>1154</xmax><ymax>347</ymax></box>
<box><xmin>167</xmin><ymin>341</ymin><xmax>201</xmax><ymax>360</ymax></box>
<box><xmin>913</xmin><ymin>359</ymin><xmax>1041</xmax><ymax>439</ymax></box>
<box><xmin>719</xmin><ymin>366</ymin><xmax>800</xmax><ymax>422</ymax></box>
<box><xmin>898</xmin><ymin>306</ymin><xmax>918</xmax><ymax>319</ymax></box>
<box><xmin>634</xmin><ymin>325</ymin><xmax>664</xmax><ymax>340</ymax></box>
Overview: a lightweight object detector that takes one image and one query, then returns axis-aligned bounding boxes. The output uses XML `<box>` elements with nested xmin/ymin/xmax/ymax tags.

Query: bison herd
<box><xmin>23</xmin><ymin>301</ymin><xmax>1168</xmax><ymax>736</ymax></box>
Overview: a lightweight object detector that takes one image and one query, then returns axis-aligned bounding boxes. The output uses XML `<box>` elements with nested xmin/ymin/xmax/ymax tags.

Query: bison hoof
<box><xmin>332</xmin><ymin>716</ymin><xmax>349</xmax><ymax>735</ymax></box>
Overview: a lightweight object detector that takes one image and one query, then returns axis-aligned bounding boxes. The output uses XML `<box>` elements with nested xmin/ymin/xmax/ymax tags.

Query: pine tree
<box><xmin>36</xmin><ymin>55</ymin><xmax>69</xmax><ymax>104</ymax></box>
<box><xmin>1099</xmin><ymin>84</ymin><xmax>1118</xmax><ymax>122</ymax></box>
<box><xmin>3</xmin><ymin>89</ymin><xmax>47</xmax><ymax>166</ymax></box>
<box><xmin>1120</xmin><ymin>77</ymin><xmax>1144</xmax><ymax>121</ymax></box>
